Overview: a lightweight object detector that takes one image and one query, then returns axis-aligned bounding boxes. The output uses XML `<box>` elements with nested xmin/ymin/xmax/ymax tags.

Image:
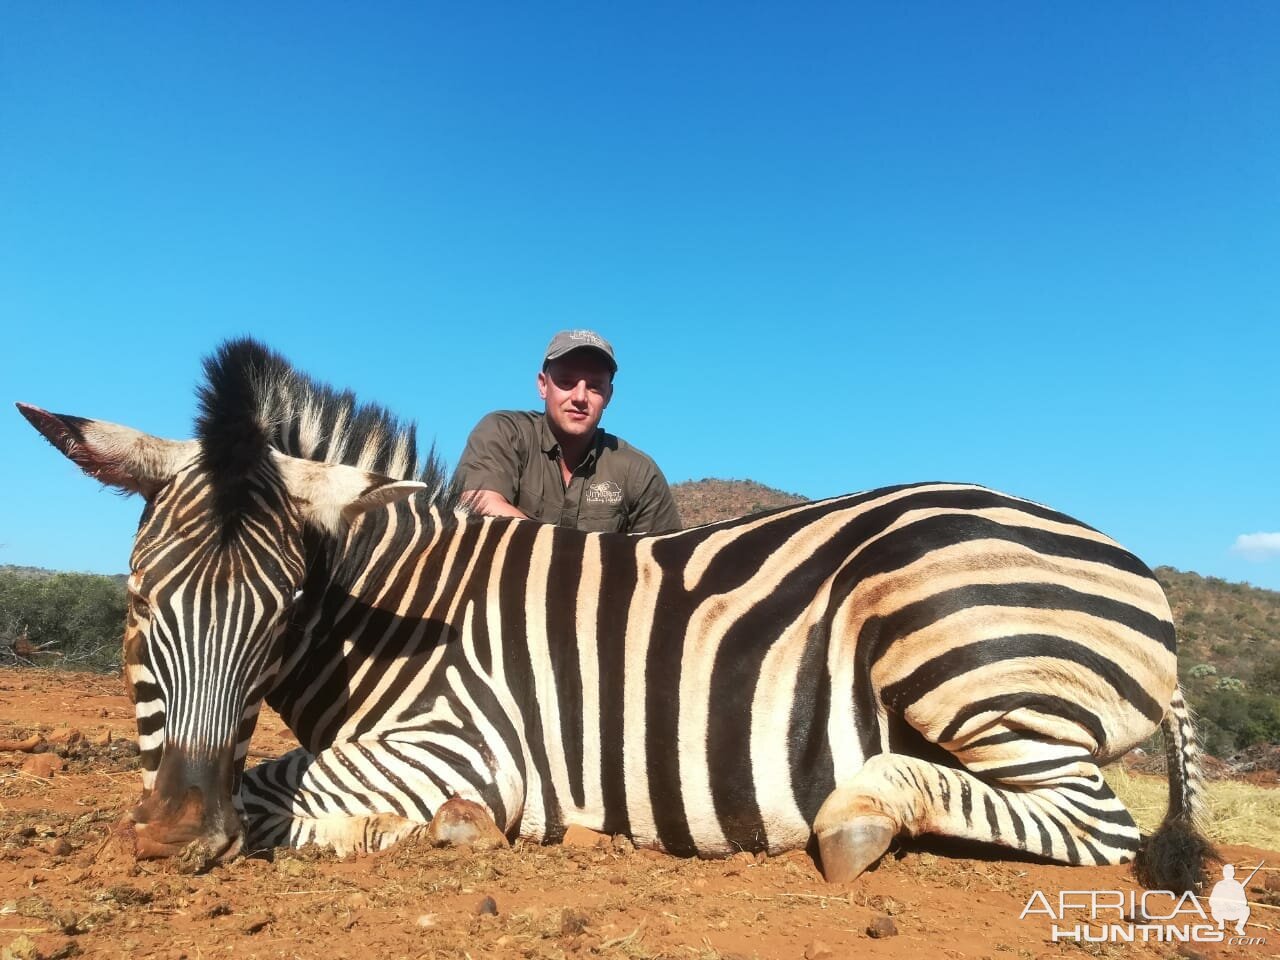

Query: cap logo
<box><xmin>568</xmin><ymin>330</ymin><xmax>606</xmax><ymax>348</ymax></box>
<box><xmin>545</xmin><ymin>329</ymin><xmax>617</xmax><ymax>372</ymax></box>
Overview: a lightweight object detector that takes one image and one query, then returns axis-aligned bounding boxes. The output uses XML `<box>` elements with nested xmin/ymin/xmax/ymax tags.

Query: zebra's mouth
<box><xmin>133</xmin><ymin>823</ymin><xmax>244</xmax><ymax>863</ymax></box>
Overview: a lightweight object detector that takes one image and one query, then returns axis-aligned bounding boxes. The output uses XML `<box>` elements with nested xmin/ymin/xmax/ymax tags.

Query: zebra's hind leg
<box><xmin>812</xmin><ymin>750</ymin><xmax>1141</xmax><ymax>883</ymax></box>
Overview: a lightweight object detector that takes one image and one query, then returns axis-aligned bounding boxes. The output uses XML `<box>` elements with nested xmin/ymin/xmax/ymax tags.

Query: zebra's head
<box><xmin>16</xmin><ymin>342</ymin><xmax>429</xmax><ymax>860</ymax></box>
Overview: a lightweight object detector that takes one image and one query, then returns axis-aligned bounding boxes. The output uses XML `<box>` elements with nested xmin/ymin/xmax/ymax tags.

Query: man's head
<box><xmin>538</xmin><ymin>330</ymin><xmax>616</xmax><ymax>447</ymax></box>
<box><xmin>541</xmin><ymin>330</ymin><xmax>617</xmax><ymax>377</ymax></box>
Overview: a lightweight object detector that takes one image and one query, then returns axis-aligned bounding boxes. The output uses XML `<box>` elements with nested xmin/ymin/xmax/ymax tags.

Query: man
<box><xmin>456</xmin><ymin>329</ymin><xmax>682</xmax><ymax>534</ymax></box>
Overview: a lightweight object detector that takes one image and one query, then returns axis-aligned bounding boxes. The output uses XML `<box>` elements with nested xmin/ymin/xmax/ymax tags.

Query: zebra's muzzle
<box><xmin>130</xmin><ymin>745</ymin><xmax>243</xmax><ymax>862</ymax></box>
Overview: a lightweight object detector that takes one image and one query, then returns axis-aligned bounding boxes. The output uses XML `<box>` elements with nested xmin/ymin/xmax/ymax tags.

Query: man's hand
<box><xmin>462</xmin><ymin>489</ymin><xmax>530</xmax><ymax>520</ymax></box>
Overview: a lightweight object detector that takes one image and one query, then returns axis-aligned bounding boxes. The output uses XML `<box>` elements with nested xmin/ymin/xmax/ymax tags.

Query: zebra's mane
<box><xmin>195</xmin><ymin>337</ymin><xmax>458</xmax><ymax>525</ymax></box>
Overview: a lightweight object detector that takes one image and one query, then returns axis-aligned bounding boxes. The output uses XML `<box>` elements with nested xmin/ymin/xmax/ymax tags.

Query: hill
<box><xmin>670</xmin><ymin>478</ymin><xmax>806</xmax><ymax>527</ymax></box>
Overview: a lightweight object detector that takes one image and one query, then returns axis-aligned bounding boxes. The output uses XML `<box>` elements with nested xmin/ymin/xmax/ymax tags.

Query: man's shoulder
<box><xmin>470</xmin><ymin>409</ymin><xmax>544</xmax><ymax>437</ymax></box>
<box><xmin>597</xmin><ymin>432</ymin><xmax>664</xmax><ymax>476</ymax></box>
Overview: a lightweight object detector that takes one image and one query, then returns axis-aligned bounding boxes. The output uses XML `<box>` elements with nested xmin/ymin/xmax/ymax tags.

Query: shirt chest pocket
<box><xmin>577</xmin><ymin>478</ymin><xmax>627</xmax><ymax>532</ymax></box>
<box><xmin>576</xmin><ymin>501</ymin><xmax>627</xmax><ymax>533</ymax></box>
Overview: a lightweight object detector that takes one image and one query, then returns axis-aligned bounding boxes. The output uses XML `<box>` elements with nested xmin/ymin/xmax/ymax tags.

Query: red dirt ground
<box><xmin>1</xmin><ymin>667</ymin><xmax>1275</xmax><ymax>960</ymax></box>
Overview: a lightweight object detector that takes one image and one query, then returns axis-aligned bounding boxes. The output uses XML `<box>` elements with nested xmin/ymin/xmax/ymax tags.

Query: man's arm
<box><xmin>626</xmin><ymin>461</ymin><xmax>682</xmax><ymax>534</ymax></box>
<box><xmin>456</xmin><ymin>412</ymin><xmax>531</xmax><ymax>520</ymax></box>
<box><xmin>461</xmin><ymin>488</ymin><xmax>529</xmax><ymax>520</ymax></box>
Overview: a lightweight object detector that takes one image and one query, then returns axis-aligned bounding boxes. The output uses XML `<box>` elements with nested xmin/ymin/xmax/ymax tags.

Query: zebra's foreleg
<box><xmin>426</xmin><ymin>796</ymin><xmax>509</xmax><ymax>850</ymax></box>
<box><xmin>812</xmin><ymin>750</ymin><xmax>1141</xmax><ymax>883</ymax></box>
<box><xmin>239</xmin><ymin>742</ymin><xmax>513</xmax><ymax>857</ymax></box>
<box><xmin>238</xmin><ymin>747</ymin><xmax>431</xmax><ymax>855</ymax></box>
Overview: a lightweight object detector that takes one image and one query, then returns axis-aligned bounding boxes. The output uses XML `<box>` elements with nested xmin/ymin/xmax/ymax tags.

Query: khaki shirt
<box><xmin>456</xmin><ymin>411</ymin><xmax>682</xmax><ymax>534</ymax></box>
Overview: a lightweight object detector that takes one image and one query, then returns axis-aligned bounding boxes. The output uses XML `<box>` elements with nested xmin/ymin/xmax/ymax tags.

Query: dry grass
<box><xmin>1104</xmin><ymin>764</ymin><xmax>1280</xmax><ymax>848</ymax></box>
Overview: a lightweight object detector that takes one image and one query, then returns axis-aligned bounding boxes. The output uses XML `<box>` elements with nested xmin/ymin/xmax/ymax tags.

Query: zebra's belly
<box><xmin>537</xmin><ymin>807</ymin><xmax>817</xmax><ymax>858</ymax></box>
<box><xmin>521</xmin><ymin>693</ymin><xmax>861</xmax><ymax>858</ymax></box>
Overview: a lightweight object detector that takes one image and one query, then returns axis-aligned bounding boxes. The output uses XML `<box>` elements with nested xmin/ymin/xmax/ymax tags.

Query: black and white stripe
<box><xmin>243</xmin><ymin>475</ymin><xmax>1201</xmax><ymax>872</ymax></box>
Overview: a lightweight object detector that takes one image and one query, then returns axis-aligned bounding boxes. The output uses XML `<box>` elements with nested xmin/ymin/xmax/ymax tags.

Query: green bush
<box><xmin>0</xmin><ymin>569</ymin><xmax>125</xmax><ymax>672</ymax></box>
<box><xmin>1192</xmin><ymin>688</ymin><xmax>1280</xmax><ymax>754</ymax></box>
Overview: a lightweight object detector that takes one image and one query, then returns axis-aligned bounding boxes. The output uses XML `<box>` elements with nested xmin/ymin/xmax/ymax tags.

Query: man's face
<box><xmin>538</xmin><ymin>351</ymin><xmax>614</xmax><ymax>444</ymax></box>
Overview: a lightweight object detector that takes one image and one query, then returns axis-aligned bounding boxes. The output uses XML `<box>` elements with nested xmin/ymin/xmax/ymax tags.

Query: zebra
<box><xmin>17</xmin><ymin>338</ymin><xmax>1212</xmax><ymax>891</ymax></box>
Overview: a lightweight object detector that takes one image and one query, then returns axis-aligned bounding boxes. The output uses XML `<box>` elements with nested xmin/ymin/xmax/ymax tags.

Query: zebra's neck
<box><xmin>268</xmin><ymin>498</ymin><xmax>476</xmax><ymax>750</ymax></box>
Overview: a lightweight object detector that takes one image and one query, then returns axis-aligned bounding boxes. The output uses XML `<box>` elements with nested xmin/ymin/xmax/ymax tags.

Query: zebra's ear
<box><xmin>17</xmin><ymin>403</ymin><xmax>198</xmax><ymax>498</ymax></box>
<box><xmin>273</xmin><ymin>452</ymin><xmax>427</xmax><ymax>535</ymax></box>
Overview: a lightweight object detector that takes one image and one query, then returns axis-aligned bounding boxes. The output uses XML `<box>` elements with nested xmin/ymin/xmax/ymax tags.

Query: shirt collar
<box><xmin>539</xmin><ymin>413</ymin><xmax>603</xmax><ymax>467</ymax></box>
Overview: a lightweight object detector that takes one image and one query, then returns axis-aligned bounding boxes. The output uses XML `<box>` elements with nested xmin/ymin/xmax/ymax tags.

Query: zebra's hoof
<box><xmin>426</xmin><ymin>797</ymin><xmax>509</xmax><ymax>850</ymax></box>
<box><xmin>817</xmin><ymin>815</ymin><xmax>896</xmax><ymax>883</ymax></box>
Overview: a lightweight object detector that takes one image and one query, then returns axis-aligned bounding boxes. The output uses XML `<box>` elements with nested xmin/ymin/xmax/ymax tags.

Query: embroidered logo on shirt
<box><xmin>585</xmin><ymin>480</ymin><xmax>623</xmax><ymax>505</ymax></box>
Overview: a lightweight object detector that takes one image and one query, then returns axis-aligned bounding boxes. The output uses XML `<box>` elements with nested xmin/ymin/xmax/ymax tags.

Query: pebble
<box><xmin>804</xmin><ymin>940</ymin><xmax>834</xmax><ymax>960</ymax></box>
<box><xmin>474</xmin><ymin>896</ymin><xmax>498</xmax><ymax>916</ymax></box>
<box><xmin>867</xmin><ymin>894</ymin><xmax>901</xmax><ymax>915</ymax></box>
<box><xmin>104</xmin><ymin>885</ymin><xmax>153</xmax><ymax>906</ymax></box>
<box><xmin>20</xmin><ymin>754</ymin><xmax>64</xmax><ymax>779</ymax></box>
<box><xmin>42</xmin><ymin>938</ymin><xmax>79</xmax><ymax>960</ymax></box>
<box><xmin>56</xmin><ymin>908</ymin><xmax>82</xmax><ymax>935</ymax></box>
<box><xmin>241</xmin><ymin>914</ymin><xmax>273</xmax><ymax>935</ymax></box>
<box><xmin>46</xmin><ymin>728</ymin><xmax>83</xmax><ymax>746</ymax></box>
<box><xmin>562</xmin><ymin>825</ymin><xmax>610</xmax><ymax>848</ymax></box>
<box><xmin>560</xmin><ymin>908</ymin><xmax>590</xmax><ymax>936</ymax></box>
<box><xmin>867</xmin><ymin>915</ymin><xmax>899</xmax><ymax>938</ymax></box>
<box><xmin>276</xmin><ymin>858</ymin><xmax>308</xmax><ymax>877</ymax></box>
<box><xmin>42</xmin><ymin>838</ymin><xmax>72</xmax><ymax>857</ymax></box>
<box><xmin>2</xmin><ymin>935</ymin><xmax>38</xmax><ymax>960</ymax></box>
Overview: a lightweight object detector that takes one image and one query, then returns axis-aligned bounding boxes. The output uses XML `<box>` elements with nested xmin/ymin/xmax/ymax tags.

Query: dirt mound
<box><xmin>1227</xmin><ymin>742</ymin><xmax>1280</xmax><ymax>774</ymax></box>
<box><xmin>1122</xmin><ymin>747</ymin><xmax>1236</xmax><ymax>780</ymax></box>
<box><xmin>1122</xmin><ymin>744</ymin><xmax>1280</xmax><ymax>786</ymax></box>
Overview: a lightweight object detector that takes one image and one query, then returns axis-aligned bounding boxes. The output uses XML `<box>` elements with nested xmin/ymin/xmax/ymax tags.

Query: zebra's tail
<box><xmin>1133</xmin><ymin>685</ymin><xmax>1216</xmax><ymax>893</ymax></box>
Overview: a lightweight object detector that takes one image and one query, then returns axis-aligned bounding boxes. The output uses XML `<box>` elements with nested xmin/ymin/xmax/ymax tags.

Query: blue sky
<box><xmin>2</xmin><ymin>3</ymin><xmax>1277</xmax><ymax>589</ymax></box>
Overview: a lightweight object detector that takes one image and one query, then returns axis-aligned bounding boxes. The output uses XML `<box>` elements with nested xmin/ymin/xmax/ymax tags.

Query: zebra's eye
<box><xmin>129</xmin><ymin>594</ymin><xmax>151</xmax><ymax>618</ymax></box>
<box><xmin>292</xmin><ymin>589</ymin><xmax>304</xmax><ymax>604</ymax></box>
